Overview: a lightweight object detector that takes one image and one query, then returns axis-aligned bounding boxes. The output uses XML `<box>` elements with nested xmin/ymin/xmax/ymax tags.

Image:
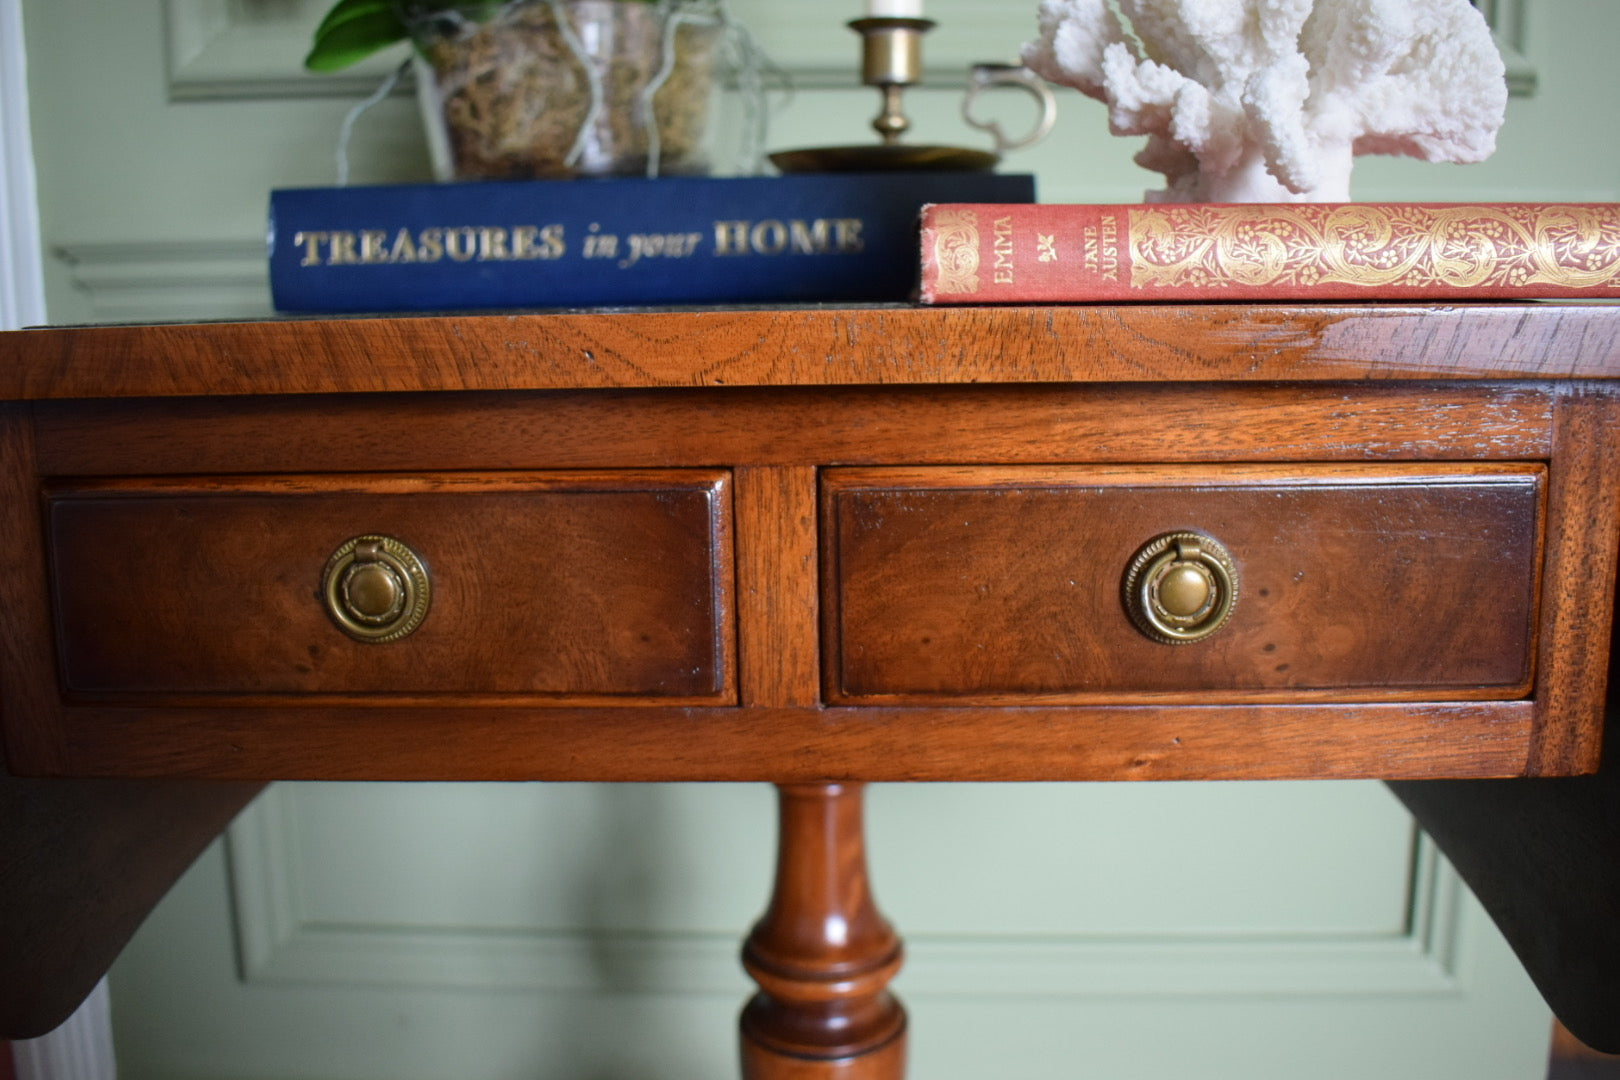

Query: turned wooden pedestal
<box><xmin>742</xmin><ymin>785</ymin><xmax>906</xmax><ymax>1079</ymax></box>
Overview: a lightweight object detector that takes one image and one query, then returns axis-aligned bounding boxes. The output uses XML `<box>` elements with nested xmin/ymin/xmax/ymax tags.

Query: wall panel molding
<box><xmin>1477</xmin><ymin>0</ymin><xmax>1537</xmax><ymax>96</ymax></box>
<box><xmin>164</xmin><ymin>0</ymin><xmax>1537</xmax><ymax>102</ymax></box>
<box><xmin>55</xmin><ymin>240</ymin><xmax>271</xmax><ymax>322</ymax></box>
<box><xmin>165</xmin><ymin>0</ymin><xmax>402</xmax><ymax>100</ymax></box>
<box><xmin>161</xmin><ymin>0</ymin><xmax>1030</xmax><ymax>100</ymax></box>
<box><xmin>228</xmin><ymin>784</ymin><xmax>1463</xmax><ymax>1000</ymax></box>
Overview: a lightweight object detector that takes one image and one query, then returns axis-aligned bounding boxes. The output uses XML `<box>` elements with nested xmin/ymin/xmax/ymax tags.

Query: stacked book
<box><xmin>268</xmin><ymin>172</ymin><xmax>1036</xmax><ymax>312</ymax></box>
<box><xmin>916</xmin><ymin>201</ymin><xmax>1620</xmax><ymax>303</ymax></box>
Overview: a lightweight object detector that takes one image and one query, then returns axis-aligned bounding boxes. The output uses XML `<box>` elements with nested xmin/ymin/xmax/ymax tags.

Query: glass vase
<box><xmin>412</xmin><ymin>0</ymin><xmax>721</xmax><ymax>180</ymax></box>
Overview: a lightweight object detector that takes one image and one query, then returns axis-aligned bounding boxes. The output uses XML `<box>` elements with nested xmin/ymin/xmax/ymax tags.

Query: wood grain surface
<box><xmin>0</xmin><ymin>409</ymin><xmax>261</xmax><ymax>1038</ymax></box>
<box><xmin>736</xmin><ymin>467</ymin><xmax>820</xmax><ymax>708</ymax></box>
<box><xmin>2</xmin><ymin>304</ymin><xmax>1619</xmax><ymax>399</ymax></box>
<box><xmin>1526</xmin><ymin>385</ymin><xmax>1620</xmax><ymax>773</ymax></box>
<box><xmin>824</xmin><ymin>464</ymin><xmax>1544</xmax><ymax>703</ymax></box>
<box><xmin>23</xmin><ymin>701</ymin><xmax>1534</xmax><ymax>782</ymax></box>
<box><xmin>31</xmin><ymin>382</ymin><xmax>1558</xmax><ymax>476</ymax></box>
<box><xmin>46</xmin><ymin>472</ymin><xmax>734</xmax><ymax>702</ymax></box>
<box><xmin>0</xmin><ymin>766</ymin><xmax>261</xmax><ymax>1038</ymax></box>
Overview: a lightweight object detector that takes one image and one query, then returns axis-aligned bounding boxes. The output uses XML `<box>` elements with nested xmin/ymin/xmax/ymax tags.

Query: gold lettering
<box><xmin>417</xmin><ymin>228</ymin><xmax>444</xmax><ymax>263</ymax></box>
<box><xmin>478</xmin><ymin>226</ymin><xmax>510</xmax><ymax>261</ymax></box>
<box><xmin>358</xmin><ymin>230</ymin><xmax>392</xmax><ymax>264</ymax></box>
<box><xmin>511</xmin><ymin>225</ymin><xmax>537</xmax><ymax>259</ymax></box>
<box><xmin>388</xmin><ymin>228</ymin><xmax>418</xmax><ymax>263</ymax></box>
<box><xmin>511</xmin><ymin>225</ymin><xmax>544</xmax><ymax>259</ymax></box>
<box><xmin>293</xmin><ymin>231</ymin><xmax>327</xmax><ymax>267</ymax></box>
<box><xmin>443</xmin><ymin>227</ymin><xmax>478</xmax><ymax>262</ymax></box>
<box><xmin>294</xmin><ymin>223</ymin><xmax>567</xmax><ymax>267</ymax></box>
<box><xmin>327</xmin><ymin>231</ymin><xmax>359</xmax><ymax>266</ymax></box>
<box><xmin>711</xmin><ymin>218</ymin><xmax>862</xmax><ymax>257</ymax></box>
<box><xmin>790</xmin><ymin>219</ymin><xmax>830</xmax><ymax>254</ymax></box>
<box><xmin>1100</xmin><ymin>213</ymin><xmax>1119</xmax><ymax>281</ymax></box>
<box><xmin>619</xmin><ymin>231</ymin><xmax>705</xmax><ymax>268</ymax></box>
<box><xmin>584</xmin><ymin>229</ymin><xmax>618</xmax><ymax>258</ymax></box>
<box><xmin>750</xmin><ymin>220</ymin><xmax>788</xmax><ymax>255</ymax></box>
<box><xmin>622</xmin><ymin>232</ymin><xmax>662</xmax><ymax>267</ymax></box>
<box><xmin>993</xmin><ymin>215</ymin><xmax>1014</xmax><ymax>284</ymax></box>
<box><xmin>538</xmin><ymin>224</ymin><xmax>565</xmax><ymax>258</ymax></box>
<box><xmin>713</xmin><ymin>220</ymin><xmax>750</xmax><ymax>255</ymax></box>
<box><xmin>833</xmin><ymin>218</ymin><xmax>863</xmax><ymax>253</ymax></box>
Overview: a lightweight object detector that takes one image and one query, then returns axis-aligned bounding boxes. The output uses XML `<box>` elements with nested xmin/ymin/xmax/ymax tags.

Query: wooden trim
<box><xmin>4</xmin><ymin>305</ymin><xmax>1620</xmax><ymax>400</ymax></box>
<box><xmin>31</xmin><ymin>383</ymin><xmax>1556</xmax><ymax>476</ymax></box>
<box><xmin>28</xmin><ymin>700</ymin><xmax>1533</xmax><ymax>782</ymax></box>
<box><xmin>1527</xmin><ymin>384</ymin><xmax>1620</xmax><ymax>774</ymax></box>
<box><xmin>735</xmin><ymin>466</ymin><xmax>820</xmax><ymax>707</ymax></box>
<box><xmin>0</xmin><ymin>407</ymin><xmax>65</xmax><ymax>774</ymax></box>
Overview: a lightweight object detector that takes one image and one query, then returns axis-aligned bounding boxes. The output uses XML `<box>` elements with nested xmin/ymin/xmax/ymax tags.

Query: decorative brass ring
<box><xmin>1123</xmin><ymin>531</ymin><xmax>1238</xmax><ymax>645</ymax></box>
<box><xmin>321</xmin><ymin>534</ymin><xmax>431</xmax><ymax>643</ymax></box>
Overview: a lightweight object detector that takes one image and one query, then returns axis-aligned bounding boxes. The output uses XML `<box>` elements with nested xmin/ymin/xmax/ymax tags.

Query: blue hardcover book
<box><xmin>268</xmin><ymin>172</ymin><xmax>1036</xmax><ymax>312</ymax></box>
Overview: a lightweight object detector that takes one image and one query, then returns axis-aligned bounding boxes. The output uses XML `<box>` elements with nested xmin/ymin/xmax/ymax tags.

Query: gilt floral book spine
<box><xmin>918</xmin><ymin>202</ymin><xmax>1620</xmax><ymax>304</ymax></box>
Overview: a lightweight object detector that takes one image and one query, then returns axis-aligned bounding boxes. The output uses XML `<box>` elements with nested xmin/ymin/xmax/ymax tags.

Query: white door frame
<box><xmin>10</xmin><ymin>984</ymin><xmax>116</xmax><ymax>1080</ymax></box>
<box><xmin>1</xmin><ymin>11</ymin><xmax>113</xmax><ymax>1080</ymax></box>
<box><xmin>0</xmin><ymin>0</ymin><xmax>45</xmax><ymax>331</ymax></box>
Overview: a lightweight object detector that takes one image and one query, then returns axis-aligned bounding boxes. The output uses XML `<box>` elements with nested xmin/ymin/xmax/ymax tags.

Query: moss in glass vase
<box><xmin>306</xmin><ymin>0</ymin><xmax>722</xmax><ymax>180</ymax></box>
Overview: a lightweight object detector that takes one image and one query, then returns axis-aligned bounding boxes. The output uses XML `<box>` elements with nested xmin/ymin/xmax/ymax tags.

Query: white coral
<box><xmin>1022</xmin><ymin>0</ymin><xmax>1507</xmax><ymax>202</ymax></box>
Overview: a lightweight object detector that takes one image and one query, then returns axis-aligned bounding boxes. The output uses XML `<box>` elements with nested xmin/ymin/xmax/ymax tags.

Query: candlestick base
<box><xmin>768</xmin><ymin>11</ymin><xmax>998</xmax><ymax>174</ymax></box>
<box><xmin>769</xmin><ymin>144</ymin><xmax>998</xmax><ymax>174</ymax></box>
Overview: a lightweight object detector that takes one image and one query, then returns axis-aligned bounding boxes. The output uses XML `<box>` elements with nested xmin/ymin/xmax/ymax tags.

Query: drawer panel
<box><xmin>824</xmin><ymin>465</ymin><xmax>1544</xmax><ymax>703</ymax></box>
<box><xmin>48</xmin><ymin>471</ymin><xmax>733</xmax><ymax>702</ymax></box>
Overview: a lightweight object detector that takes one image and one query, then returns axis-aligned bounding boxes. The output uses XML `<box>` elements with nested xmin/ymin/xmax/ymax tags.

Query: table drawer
<box><xmin>824</xmin><ymin>464</ymin><xmax>1544</xmax><ymax>704</ymax></box>
<box><xmin>47</xmin><ymin>471</ymin><xmax>733</xmax><ymax>702</ymax></box>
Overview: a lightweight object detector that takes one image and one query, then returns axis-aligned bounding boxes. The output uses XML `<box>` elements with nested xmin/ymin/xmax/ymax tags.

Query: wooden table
<box><xmin>2</xmin><ymin>304</ymin><xmax>1618</xmax><ymax>1074</ymax></box>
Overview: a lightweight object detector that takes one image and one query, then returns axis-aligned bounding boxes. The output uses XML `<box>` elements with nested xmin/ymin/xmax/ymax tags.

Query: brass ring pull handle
<box><xmin>321</xmin><ymin>535</ymin><xmax>431</xmax><ymax>643</ymax></box>
<box><xmin>1123</xmin><ymin>531</ymin><xmax>1239</xmax><ymax>645</ymax></box>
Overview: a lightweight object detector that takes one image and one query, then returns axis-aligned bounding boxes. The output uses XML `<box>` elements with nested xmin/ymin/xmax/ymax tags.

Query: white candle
<box><xmin>866</xmin><ymin>0</ymin><xmax>924</xmax><ymax>17</ymax></box>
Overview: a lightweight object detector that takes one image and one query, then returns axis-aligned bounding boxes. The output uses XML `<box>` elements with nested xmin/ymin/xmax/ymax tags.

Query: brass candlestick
<box><xmin>850</xmin><ymin>16</ymin><xmax>933</xmax><ymax>144</ymax></box>
<box><xmin>768</xmin><ymin>15</ymin><xmax>999</xmax><ymax>173</ymax></box>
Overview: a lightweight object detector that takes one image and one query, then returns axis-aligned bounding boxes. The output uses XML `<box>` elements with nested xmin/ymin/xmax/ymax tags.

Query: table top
<box><xmin>2</xmin><ymin>303</ymin><xmax>1619</xmax><ymax>399</ymax></box>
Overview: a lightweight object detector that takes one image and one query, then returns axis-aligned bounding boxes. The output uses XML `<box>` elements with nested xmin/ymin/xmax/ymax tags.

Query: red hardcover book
<box><xmin>918</xmin><ymin>201</ymin><xmax>1620</xmax><ymax>304</ymax></box>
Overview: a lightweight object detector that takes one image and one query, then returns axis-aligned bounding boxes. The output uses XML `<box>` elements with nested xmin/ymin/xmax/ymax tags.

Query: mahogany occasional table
<box><xmin>1</xmin><ymin>303</ymin><xmax>1618</xmax><ymax>1076</ymax></box>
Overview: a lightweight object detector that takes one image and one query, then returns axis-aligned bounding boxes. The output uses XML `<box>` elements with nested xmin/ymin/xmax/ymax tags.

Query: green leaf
<box><xmin>313</xmin><ymin>0</ymin><xmax>393</xmax><ymax>38</ymax></box>
<box><xmin>305</xmin><ymin>2</ymin><xmax>411</xmax><ymax>71</ymax></box>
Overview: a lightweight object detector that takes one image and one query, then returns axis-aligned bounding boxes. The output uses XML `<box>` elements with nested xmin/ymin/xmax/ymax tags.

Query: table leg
<box><xmin>740</xmin><ymin>783</ymin><xmax>907</xmax><ymax>1080</ymax></box>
